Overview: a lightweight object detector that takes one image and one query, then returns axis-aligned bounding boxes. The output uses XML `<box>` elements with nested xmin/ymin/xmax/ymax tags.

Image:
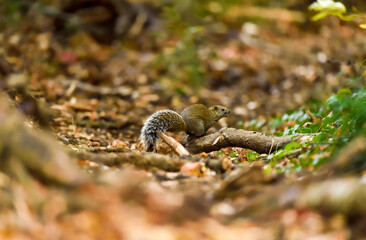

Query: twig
<box><xmin>157</xmin><ymin>130</ymin><xmax>190</xmax><ymax>156</ymax></box>
<box><xmin>306</xmin><ymin>106</ymin><xmax>322</xmax><ymax>124</ymax></box>
<box><xmin>268</xmin><ymin>138</ymin><xmax>275</xmax><ymax>155</ymax></box>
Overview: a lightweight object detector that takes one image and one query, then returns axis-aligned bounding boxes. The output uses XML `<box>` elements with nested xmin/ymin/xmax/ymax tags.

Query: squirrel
<box><xmin>140</xmin><ymin>104</ymin><xmax>230</xmax><ymax>152</ymax></box>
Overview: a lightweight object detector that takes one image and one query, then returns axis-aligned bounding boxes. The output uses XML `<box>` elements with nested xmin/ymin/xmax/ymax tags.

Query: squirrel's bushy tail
<box><xmin>140</xmin><ymin>110</ymin><xmax>186</xmax><ymax>151</ymax></box>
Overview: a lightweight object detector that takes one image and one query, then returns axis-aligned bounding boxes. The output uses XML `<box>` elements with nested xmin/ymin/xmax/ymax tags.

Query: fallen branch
<box><xmin>180</xmin><ymin>127</ymin><xmax>300</xmax><ymax>154</ymax></box>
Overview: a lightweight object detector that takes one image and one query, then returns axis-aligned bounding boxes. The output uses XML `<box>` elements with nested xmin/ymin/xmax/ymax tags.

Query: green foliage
<box><xmin>308</xmin><ymin>0</ymin><xmax>355</xmax><ymax>21</ymax></box>
<box><xmin>246</xmin><ymin>151</ymin><xmax>259</xmax><ymax>162</ymax></box>
<box><xmin>308</xmin><ymin>0</ymin><xmax>366</xmax><ymax>29</ymax></box>
<box><xmin>281</xmin><ymin>108</ymin><xmax>310</xmax><ymax>123</ymax></box>
<box><xmin>216</xmin><ymin>150</ymin><xmax>224</xmax><ymax>155</ymax></box>
<box><xmin>326</xmin><ymin>88</ymin><xmax>366</xmax><ymax>141</ymax></box>
<box><xmin>263</xmin><ymin>86</ymin><xmax>366</xmax><ymax>173</ymax></box>
<box><xmin>230</xmin><ymin>151</ymin><xmax>238</xmax><ymax>158</ymax></box>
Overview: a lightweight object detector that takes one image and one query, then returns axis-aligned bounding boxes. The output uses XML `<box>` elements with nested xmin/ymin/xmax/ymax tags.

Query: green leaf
<box><xmin>273</xmin><ymin>149</ymin><xmax>286</xmax><ymax>160</ymax></box>
<box><xmin>246</xmin><ymin>151</ymin><xmax>259</xmax><ymax>161</ymax></box>
<box><xmin>309</xmin><ymin>0</ymin><xmax>355</xmax><ymax>22</ymax></box>
<box><xmin>311</xmin><ymin>11</ymin><xmax>330</xmax><ymax>21</ymax></box>
<box><xmin>308</xmin><ymin>124</ymin><xmax>322</xmax><ymax>132</ymax></box>
<box><xmin>284</xmin><ymin>142</ymin><xmax>301</xmax><ymax>151</ymax></box>
<box><xmin>292</xmin><ymin>124</ymin><xmax>301</xmax><ymax>133</ymax></box>
<box><xmin>337</xmin><ymin>88</ymin><xmax>352</xmax><ymax>97</ymax></box>
<box><xmin>283</xmin><ymin>129</ymin><xmax>291</xmax><ymax>136</ymax></box>
<box><xmin>217</xmin><ymin>150</ymin><xmax>224</xmax><ymax>155</ymax></box>
<box><xmin>230</xmin><ymin>152</ymin><xmax>237</xmax><ymax>158</ymax></box>
<box><xmin>313</xmin><ymin>133</ymin><xmax>329</xmax><ymax>143</ymax></box>
<box><xmin>336</xmin><ymin>13</ymin><xmax>356</xmax><ymax>21</ymax></box>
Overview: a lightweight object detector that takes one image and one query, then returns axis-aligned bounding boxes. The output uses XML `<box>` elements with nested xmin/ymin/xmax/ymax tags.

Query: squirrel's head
<box><xmin>211</xmin><ymin>105</ymin><xmax>231</xmax><ymax>118</ymax></box>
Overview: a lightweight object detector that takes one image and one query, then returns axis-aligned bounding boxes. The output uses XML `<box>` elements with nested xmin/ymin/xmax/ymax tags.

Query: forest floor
<box><xmin>1</xmin><ymin>1</ymin><xmax>366</xmax><ymax>240</ymax></box>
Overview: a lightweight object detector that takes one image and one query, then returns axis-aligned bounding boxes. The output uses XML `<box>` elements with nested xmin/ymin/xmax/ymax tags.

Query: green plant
<box><xmin>263</xmin><ymin>85</ymin><xmax>366</xmax><ymax>173</ymax></box>
<box><xmin>308</xmin><ymin>0</ymin><xmax>366</xmax><ymax>28</ymax></box>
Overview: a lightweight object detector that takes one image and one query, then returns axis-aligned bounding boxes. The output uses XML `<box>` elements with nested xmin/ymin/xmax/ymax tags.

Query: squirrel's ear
<box><xmin>214</xmin><ymin>106</ymin><xmax>218</xmax><ymax>110</ymax></box>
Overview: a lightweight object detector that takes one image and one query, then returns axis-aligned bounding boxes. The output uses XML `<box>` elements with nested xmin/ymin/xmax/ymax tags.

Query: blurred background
<box><xmin>1</xmin><ymin>0</ymin><xmax>365</xmax><ymax>122</ymax></box>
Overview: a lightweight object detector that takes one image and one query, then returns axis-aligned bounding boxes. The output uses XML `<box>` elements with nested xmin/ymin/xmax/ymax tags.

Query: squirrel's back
<box><xmin>140</xmin><ymin>110</ymin><xmax>185</xmax><ymax>151</ymax></box>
